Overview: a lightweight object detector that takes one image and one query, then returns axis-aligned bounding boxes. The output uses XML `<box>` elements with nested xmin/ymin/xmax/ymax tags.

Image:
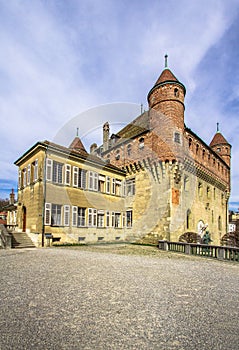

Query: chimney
<box><xmin>90</xmin><ymin>143</ymin><xmax>98</xmax><ymax>154</ymax></box>
<box><xmin>103</xmin><ymin>122</ymin><xmax>110</xmax><ymax>152</ymax></box>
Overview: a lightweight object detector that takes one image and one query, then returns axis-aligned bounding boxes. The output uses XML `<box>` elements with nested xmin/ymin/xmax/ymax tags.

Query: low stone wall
<box><xmin>158</xmin><ymin>240</ymin><xmax>239</xmax><ymax>262</ymax></box>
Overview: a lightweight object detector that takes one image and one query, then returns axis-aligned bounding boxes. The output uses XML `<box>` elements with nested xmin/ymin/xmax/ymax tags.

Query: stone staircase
<box><xmin>11</xmin><ymin>232</ymin><xmax>36</xmax><ymax>249</ymax></box>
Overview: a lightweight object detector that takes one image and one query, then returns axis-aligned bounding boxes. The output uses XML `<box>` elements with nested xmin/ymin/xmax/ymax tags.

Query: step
<box><xmin>11</xmin><ymin>232</ymin><xmax>36</xmax><ymax>249</ymax></box>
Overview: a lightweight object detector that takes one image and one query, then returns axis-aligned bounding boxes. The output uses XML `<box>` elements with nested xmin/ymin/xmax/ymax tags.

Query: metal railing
<box><xmin>158</xmin><ymin>240</ymin><xmax>239</xmax><ymax>262</ymax></box>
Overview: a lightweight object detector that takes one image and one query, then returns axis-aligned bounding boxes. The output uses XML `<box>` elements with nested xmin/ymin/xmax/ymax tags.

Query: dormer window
<box><xmin>139</xmin><ymin>137</ymin><xmax>144</xmax><ymax>150</ymax></box>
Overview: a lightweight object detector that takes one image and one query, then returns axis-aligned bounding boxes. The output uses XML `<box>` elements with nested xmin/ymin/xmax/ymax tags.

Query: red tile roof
<box><xmin>69</xmin><ymin>137</ymin><xmax>87</xmax><ymax>152</ymax></box>
<box><xmin>210</xmin><ymin>132</ymin><xmax>229</xmax><ymax>147</ymax></box>
<box><xmin>154</xmin><ymin>68</ymin><xmax>179</xmax><ymax>85</ymax></box>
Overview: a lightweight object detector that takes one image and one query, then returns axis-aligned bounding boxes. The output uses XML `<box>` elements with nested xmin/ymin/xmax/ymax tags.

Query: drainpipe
<box><xmin>41</xmin><ymin>154</ymin><xmax>47</xmax><ymax>247</ymax></box>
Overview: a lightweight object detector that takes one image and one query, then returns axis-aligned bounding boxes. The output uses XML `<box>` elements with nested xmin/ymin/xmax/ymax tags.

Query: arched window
<box><xmin>206</xmin><ymin>186</ymin><xmax>211</xmax><ymax>199</ymax></box>
<box><xmin>139</xmin><ymin>137</ymin><xmax>144</xmax><ymax>150</ymax></box>
<box><xmin>188</xmin><ymin>138</ymin><xmax>192</xmax><ymax>149</ymax></box>
<box><xmin>198</xmin><ymin>182</ymin><xmax>202</xmax><ymax>197</ymax></box>
<box><xmin>115</xmin><ymin>149</ymin><xmax>120</xmax><ymax>160</ymax></box>
<box><xmin>127</xmin><ymin>144</ymin><xmax>132</xmax><ymax>156</ymax></box>
<box><xmin>218</xmin><ymin>216</ymin><xmax>222</xmax><ymax>231</ymax></box>
<box><xmin>174</xmin><ymin>88</ymin><xmax>179</xmax><ymax>97</ymax></box>
<box><xmin>196</xmin><ymin>144</ymin><xmax>199</xmax><ymax>154</ymax></box>
<box><xmin>202</xmin><ymin>149</ymin><xmax>205</xmax><ymax>159</ymax></box>
<box><xmin>186</xmin><ymin>209</ymin><xmax>192</xmax><ymax>229</ymax></box>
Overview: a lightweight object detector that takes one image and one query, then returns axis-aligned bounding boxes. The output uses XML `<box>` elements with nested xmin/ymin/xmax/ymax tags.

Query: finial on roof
<box><xmin>217</xmin><ymin>122</ymin><xmax>219</xmax><ymax>133</ymax></box>
<box><xmin>164</xmin><ymin>54</ymin><xmax>168</xmax><ymax>68</ymax></box>
<box><xmin>76</xmin><ymin>127</ymin><xmax>79</xmax><ymax>137</ymax></box>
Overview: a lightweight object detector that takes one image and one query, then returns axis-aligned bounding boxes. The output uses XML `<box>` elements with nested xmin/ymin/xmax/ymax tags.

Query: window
<box><xmin>112</xmin><ymin>178</ymin><xmax>116</xmax><ymax>195</ymax></box>
<box><xmin>122</xmin><ymin>212</ymin><xmax>126</xmax><ymax>227</ymax></box>
<box><xmin>186</xmin><ymin>209</ymin><xmax>192</xmax><ymax>230</ymax></box>
<box><xmin>72</xmin><ymin>206</ymin><xmax>77</xmax><ymax>227</ymax></box>
<box><xmin>174</xmin><ymin>132</ymin><xmax>180</xmax><ymax>144</ymax></box>
<box><xmin>217</xmin><ymin>147</ymin><xmax>221</xmax><ymax>152</ymax></box>
<box><xmin>127</xmin><ymin>144</ymin><xmax>132</xmax><ymax>156</ymax></box>
<box><xmin>78</xmin><ymin>208</ymin><xmax>86</xmax><ymax>227</ymax></box>
<box><xmin>64</xmin><ymin>205</ymin><xmax>70</xmax><ymax>226</ymax></box>
<box><xmin>115</xmin><ymin>149</ymin><xmax>120</xmax><ymax>160</ymax></box>
<box><xmin>115</xmin><ymin>180</ymin><xmax>122</xmax><ymax>196</ymax></box>
<box><xmin>27</xmin><ymin>164</ymin><xmax>31</xmax><ymax>185</ymax></box>
<box><xmin>218</xmin><ymin>216</ymin><xmax>222</xmax><ymax>231</ymax></box>
<box><xmin>73</xmin><ymin>167</ymin><xmax>87</xmax><ymax>189</ymax></box>
<box><xmin>174</xmin><ymin>88</ymin><xmax>179</xmax><ymax>97</ymax></box>
<box><xmin>106</xmin><ymin>211</ymin><xmax>110</xmax><ymax>227</ymax></box>
<box><xmin>45</xmin><ymin>203</ymin><xmax>51</xmax><ymax>225</ymax></box>
<box><xmin>46</xmin><ymin>159</ymin><xmax>52</xmax><ymax>181</ymax></box>
<box><xmin>33</xmin><ymin>160</ymin><xmax>38</xmax><ymax>182</ymax></box>
<box><xmin>126</xmin><ymin>210</ymin><xmax>133</xmax><ymax>227</ymax></box>
<box><xmin>196</xmin><ymin>144</ymin><xmax>199</xmax><ymax>154</ymax></box>
<box><xmin>51</xmin><ymin>204</ymin><xmax>62</xmax><ymax>226</ymax></box>
<box><xmin>88</xmin><ymin>208</ymin><xmax>97</xmax><ymax>227</ymax></box>
<box><xmin>202</xmin><ymin>149</ymin><xmax>205</xmax><ymax>159</ymax></box>
<box><xmin>98</xmin><ymin>175</ymin><xmax>105</xmax><ymax>192</ymax></box>
<box><xmin>207</xmin><ymin>186</ymin><xmax>211</xmax><ymax>199</ymax></box>
<box><xmin>88</xmin><ymin>171</ymin><xmax>98</xmax><ymax>191</ymax></box>
<box><xmin>111</xmin><ymin>211</ymin><xmax>115</xmax><ymax>227</ymax></box>
<box><xmin>198</xmin><ymin>182</ymin><xmax>202</xmax><ymax>197</ymax></box>
<box><xmin>184</xmin><ymin>176</ymin><xmax>189</xmax><ymax>191</ymax></box>
<box><xmin>23</xmin><ymin>168</ymin><xmax>27</xmax><ymax>187</ymax></box>
<box><xmin>188</xmin><ymin>138</ymin><xmax>192</xmax><ymax>149</ymax></box>
<box><xmin>126</xmin><ymin>178</ymin><xmax>135</xmax><ymax>196</ymax></box>
<box><xmin>65</xmin><ymin>165</ymin><xmax>71</xmax><ymax>185</ymax></box>
<box><xmin>115</xmin><ymin>213</ymin><xmax>121</xmax><ymax>228</ymax></box>
<box><xmin>139</xmin><ymin>137</ymin><xmax>144</xmax><ymax>149</ymax></box>
<box><xmin>18</xmin><ymin>170</ymin><xmax>21</xmax><ymax>189</ymax></box>
<box><xmin>106</xmin><ymin>176</ymin><xmax>110</xmax><ymax>194</ymax></box>
<box><xmin>97</xmin><ymin>210</ymin><xmax>104</xmax><ymax>227</ymax></box>
<box><xmin>52</xmin><ymin>161</ymin><xmax>63</xmax><ymax>184</ymax></box>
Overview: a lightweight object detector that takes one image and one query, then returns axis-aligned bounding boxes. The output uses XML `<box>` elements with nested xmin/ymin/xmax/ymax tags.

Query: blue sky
<box><xmin>0</xmin><ymin>0</ymin><xmax>239</xmax><ymax>210</ymax></box>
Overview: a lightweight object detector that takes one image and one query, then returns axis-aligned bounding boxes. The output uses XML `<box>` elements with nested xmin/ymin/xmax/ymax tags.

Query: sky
<box><xmin>0</xmin><ymin>0</ymin><xmax>239</xmax><ymax>210</ymax></box>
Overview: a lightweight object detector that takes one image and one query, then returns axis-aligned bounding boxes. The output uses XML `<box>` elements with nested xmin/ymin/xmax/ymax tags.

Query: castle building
<box><xmin>14</xmin><ymin>57</ymin><xmax>231</xmax><ymax>246</ymax></box>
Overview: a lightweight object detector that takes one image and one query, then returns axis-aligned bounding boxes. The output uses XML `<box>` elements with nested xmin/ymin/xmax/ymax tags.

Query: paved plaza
<box><xmin>0</xmin><ymin>246</ymin><xmax>238</xmax><ymax>349</ymax></box>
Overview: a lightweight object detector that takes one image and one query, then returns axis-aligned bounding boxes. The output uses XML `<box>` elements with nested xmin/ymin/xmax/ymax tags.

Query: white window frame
<box><xmin>45</xmin><ymin>203</ymin><xmax>51</xmax><ymax>225</ymax></box>
<box><xmin>64</xmin><ymin>205</ymin><xmax>70</xmax><ymax>226</ymax></box>
<box><xmin>112</xmin><ymin>178</ymin><xmax>116</xmax><ymax>195</ymax></box>
<box><xmin>23</xmin><ymin>168</ymin><xmax>27</xmax><ymax>187</ymax></box>
<box><xmin>106</xmin><ymin>211</ymin><xmax>110</xmax><ymax>227</ymax></box>
<box><xmin>78</xmin><ymin>207</ymin><xmax>86</xmax><ymax>227</ymax></box>
<box><xmin>72</xmin><ymin>206</ymin><xmax>77</xmax><ymax>227</ymax></box>
<box><xmin>88</xmin><ymin>208</ymin><xmax>97</xmax><ymax>227</ymax></box>
<box><xmin>33</xmin><ymin>159</ymin><xmax>38</xmax><ymax>182</ymax></box>
<box><xmin>73</xmin><ymin>166</ymin><xmax>78</xmax><ymax>187</ymax></box>
<box><xmin>46</xmin><ymin>159</ymin><xmax>52</xmax><ymax>181</ymax></box>
<box><xmin>106</xmin><ymin>176</ymin><xmax>110</xmax><ymax>194</ymax></box>
<box><xmin>126</xmin><ymin>210</ymin><xmax>133</xmax><ymax>228</ymax></box>
<box><xmin>65</xmin><ymin>165</ymin><xmax>71</xmax><ymax>186</ymax></box>
<box><xmin>111</xmin><ymin>211</ymin><xmax>115</xmax><ymax>227</ymax></box>
<box><xmin>27</xmin><ymin>164</ymin><xmax>31</xmax><ymax>185</ymax></box>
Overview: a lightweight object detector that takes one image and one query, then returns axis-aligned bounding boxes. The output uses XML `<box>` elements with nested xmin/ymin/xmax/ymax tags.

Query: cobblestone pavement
<box><xmin>0</xmin><ymin>245</ymin><xmax>238</xmax><ymax>350</ymax></box>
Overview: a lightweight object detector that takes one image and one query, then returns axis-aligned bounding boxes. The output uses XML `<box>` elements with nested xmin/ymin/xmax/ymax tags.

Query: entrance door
<box><xmin>22</xmin><ymin>206</ymin><xmax>26</xmax><ymax>232</ymax></box>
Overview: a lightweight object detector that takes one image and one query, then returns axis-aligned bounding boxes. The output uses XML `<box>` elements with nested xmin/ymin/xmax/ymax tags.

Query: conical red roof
<box><xmin>69</xmin><ymin>137</ymin><xmax>86</xmax><ymax>152</ymax></box>
<box><xmin>154</xmin><ymin>68</ymin><xmax>179</xmax><ymax>85</ymax></box>
<box><xmin>210</xmin><ymin>132</ymin><xmax>229</xmax><ymax>147</ymax></box>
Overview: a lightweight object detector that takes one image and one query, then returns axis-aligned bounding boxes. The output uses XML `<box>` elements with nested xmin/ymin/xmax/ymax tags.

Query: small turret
<box><xmin>103</xmin><ymin>122</ymin><xmax>110</xmax><ymax>152</ymax></box>
<box><xmin>69</xmin><ymin>128</ymin><xmax>87</xmax><ymax>153</ymax></box>
<box><xmin>210</xmin><ymin>123</ymin><xmax>231</xmax><ymax>167</ymax></box>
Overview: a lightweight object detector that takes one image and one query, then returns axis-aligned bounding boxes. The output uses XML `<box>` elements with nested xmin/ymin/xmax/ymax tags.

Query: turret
<box><xmin>210</xmin><ymin>123</ymin><xmax>231</xmax><ymax>167</ymax></box>
<box><xmin>103</xmin><ymin>122</ymin><xmax>110</xmax><ymax>152</ymax></box>
<box><xmin>147</xmin><ymin>55</ymin><xmax>186</xmax><ymax>131</ymax></box>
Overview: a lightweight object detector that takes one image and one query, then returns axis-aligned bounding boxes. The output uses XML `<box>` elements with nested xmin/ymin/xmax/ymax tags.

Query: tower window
<box><xmin>174</xmin><ymin>132</ymin><xmax>181</xmax><ymax>144</ymax></box>
<box><xmin>196</xmin><ymin>144</ymin><xmax>199</xmax><ymax>154</ymax></box>
<box><xmin>188</xmin><ymin>138</ymin><xmax>192</xmax><ymax>149</ymax></box>
<box><xmin>202</xmin><ymin>149</ymin><xmax>205</xmax><ymax>159</ymax></box>
<box><xmin>174</xmin><ymin>88</ymin><xmax>179</xmax><ymax>97</ymax></box>
<box><xmin>115</xmin><ymin>149</ymin><xmax>120</xmax><ymax>160</ymax></box>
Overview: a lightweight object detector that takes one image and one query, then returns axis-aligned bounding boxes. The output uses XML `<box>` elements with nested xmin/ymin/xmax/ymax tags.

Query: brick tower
<box><xmin>147</xmin><ymin>55</ymin><xmax>186</xmax><ymax>131</ymax></box>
